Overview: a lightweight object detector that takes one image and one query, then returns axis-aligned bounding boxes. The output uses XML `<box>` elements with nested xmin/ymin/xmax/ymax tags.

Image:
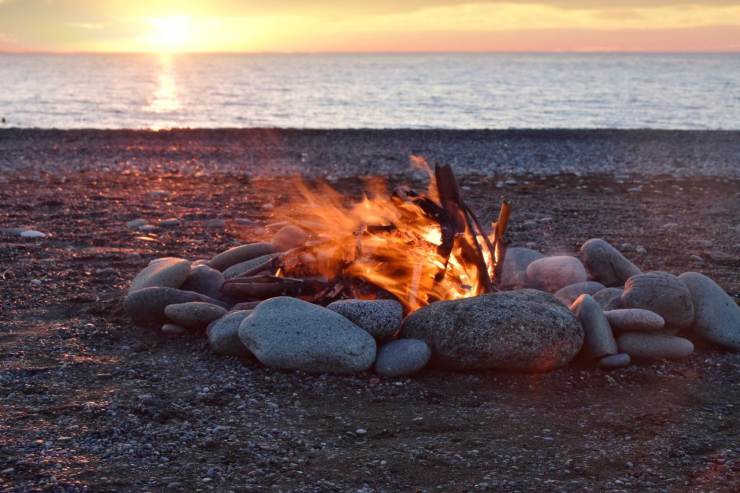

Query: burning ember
<box><xmin>224</xmin><ymin>158</ymin><xmax>510</xmax><ymax>311</ymax></box>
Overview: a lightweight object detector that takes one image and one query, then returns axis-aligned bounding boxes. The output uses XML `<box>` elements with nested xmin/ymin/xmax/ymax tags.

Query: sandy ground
<box><xmin>0</xmin><ymin>130</ymin><xmax>739</xmax><ymax>492</ymax></box>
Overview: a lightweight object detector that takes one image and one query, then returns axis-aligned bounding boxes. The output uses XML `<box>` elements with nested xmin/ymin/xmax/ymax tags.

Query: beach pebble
<box><xmin>139</xmin><ymin>224</ymin><xmax>159</xmax><ymax>233</ymax></box>
<box><xmin>271</xmin><ymin>225</ymin><xmax>308</xmax><ymax>251</ymax></box>
<box><xmin>160</xmin><ymin>218</ymin><xmax>180</xmax><ymax>227</ymax></box>
<box><xmin>526</xmin><ymin>256</ymin><xmax>588</xmax><ymax>292</ymax></box>
<box><xmin>554</xmin><ymin>281</ymin><xmax>606</xmax><ymax>306</ymax></box>
<box><xmin>126</xmin><ymin>219</ymin><xmax>147</xmax><ymax>229</ymax></box>
<box><xmin>20</xmin><ymin>229</ymin><xmax>46</xmax><ymax>238</ymax></box>
<box><xmin>593</xmin><ymin>287</ymin><xmax>623</xmax><ymax>310</ymax></box>
<box><xmin>128</xmin><ymin>257</ymin><xmax>191</xmax><ymax>294</ymax></box>
<box><xmin>208</xmin><ymin>242</ymin><xmax>276</xmax><ymax>271</ymax></box>
<box><xmin>238</xmin><ymin>297</ymin><xmax>376</xmax><ymax>374</ymax></box>
<box><xmin>401</xmin><ymin>289</ymin><xmax>583</xmax><ymax>372</ymax></box>
<box><xmin>679</xmin><ymin>272</ymin><xmax>740</xmax><ymax>351</ymax></box>
<box><xmin>621</xmin><ymin>271</ymin><xmax>694</xmax><ymax>330</ymax></box>
<box><xmin>327</xmin><ymin>299</ymin><xmax>403</xmax><ymax>341</ymax></box>
<box><xmin>604</xmin><ymin>309</ymin><xmax>665</xmax><ymax>332</ymax></box>
<box><xmin>205</xmin><ymin>219</ymin><xmax>226</xmax><ymax>229</ymax></box>
<box><xmin>498</xmin><ymin>247</ymin><xmax>544</xmax><ymax>289</ymax></box>
<box><xmin>598</xmin><ymin>353</ymin><xmax>631</xmax><ymax>369</ymax></box>
<box><xmin>223</xmin><ymin>253</ymin><xmax>280</xmax><ymax>280</ymax></box>
<box><xmin>161</xmin><ymin>323</ymin><xmax>186</xmax><ymax>335</ymax></box>
<box><xmin>181</xmin><ymin>264</ymin><xmax>224</xmax><ymax>300</ymax></box>
<box><xmin>617</xmin><ymin>332</ymin><xmax>694</xmax><ymax>360</ymax></box>
<box><xmin>164</xmin><ymin>302</ymin><xmax>227</xmax><ymax>331</ymax></box>
<box><xmin>374</xmin><ymin>339</ymin><xmax>431</xmax><ymax>377</ymax></box>
<box><xmin>207</xmin><ymin>310</ymin><xmax>253</xmax><ymax>356</ymax></box>
<box><xmin>580</xmin><ymin>238</ymin><xmax>641</xmax><ymax>287</ymax></box>
<box><xmin>124</xmin><ymin>287</ymin><xmax>204</xmax><ymax>327</ymax></box>
<box><xmin>570</xmin><ymin>294</ymin><xmax>617</xmax><ymax>360</ymax></box>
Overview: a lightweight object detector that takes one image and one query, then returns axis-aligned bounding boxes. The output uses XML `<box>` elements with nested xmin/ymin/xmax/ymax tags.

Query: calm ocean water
<box><xmin>1</xmin><ymin>53</ymin><xmax>739</xmax><ymax>129</ymax></box>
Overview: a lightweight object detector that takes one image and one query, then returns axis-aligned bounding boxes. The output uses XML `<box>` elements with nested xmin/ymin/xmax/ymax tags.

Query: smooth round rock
<box><xmin>621</xmin><ymin>271</ymin><xmax>694</xmax><ymax>330</ymax></box>
<box><xmin>271</xmin><ymin>225</ymin><xmax>308</xmax><ymax>251</ymax></box>
<box><xmin>374</xmin><ymin>339</ymin><xmax>431</xmax><ymax>378</ymax></box>
<box><xmin>401</xmin><ymin>289</ymin><xmax>584</xmax><ymax>372</ymax></box>
<box><xmin>617</xmin><ymin>332</ymin><xmax>694</xmax><ymax>360</ymax></box>
<box><xmin>239</xmin><ymin>297</ymin><xmax>376</xmax><ymax>374</ymax></box>
<box><xmin>498</xmin><ymin>247</ymin><xmax>544</xmax><ymax>289</ymax></box>
<box><xmin>161</xmin><ymin>323</ymin><xmax>186</xmax><ymax>335</ymax></box>
<box><xmin>580</xmin><ymin>238</ymin><xmax>641</xmax><ymax>287</ymax></box>
<box><xmin>126</xmin><ymin>219</ymin><xmax>147</xmax><ymax>229</ymax></box>
<box><xmin>181</xmin><ymin>264</ymin><xmax>224</xmax><ymax>300</ymax></box>
<box><xmin>598</xmin><ymin>353</ymin><xmax>631</xmax><ymax>369</ymax></box>
<box><xmin>223</xmin><ymin>253</ymin><xmax>280</xmax><ymax>280</ymax></box>
<box><xmin>20</xmin><ymin>229</ymin><xmax>47</xmax><ymax>238</ymax></box>
<box><xmin>164</xmin><ymin>302</ymin><xmax>227</xmax><ymax>331</ymax></box>
<box><xmin>593</xmin><ymin>287</ymin><xmax>624</xmax><ymax>311</ymax></box>
<box><xmin>570</xmin><ymin>294</ymin><xmax>617</xmax><ymax>359</ymax></box>
<box><xmin>208</xmin><ymin>243</ymin><xmax>276</xmax><ymax>272</ymax></box>
<box><xmin>526</xmin><ymin>256</ymin><xmax>588</xmax><ymax>292</ymax></box>
<box><xmin>124</xmin><ymin>287</ymin><xmax>203</xmax><ymax>327</ymax></box>
<box><xmin>679</xmin><ymin>272</ymin><xmax>740</xmax><ymax>351</ymax></box>
<box><xmin>327</xmin><ymin>299</ymin><xmax>403</xmax><ymax>341</ymax></box>
<box><xmin>555</xmin><ymin>281</ymin><xmax>606</xmax><ymax>306</ymax></box>
<box><xmin>128</xmin><ymin>257</ymin><xmax>191</xmax><ymax>294</ymax></box>
<box><xmin>604</xmin><ymin>309</ymin><xmax>665</xmax><ymax>333</ymax></box>
<box><xmin>207</xmin><ymin>310</ymin><xmax>253</xmax><ymax>356</ymax></box>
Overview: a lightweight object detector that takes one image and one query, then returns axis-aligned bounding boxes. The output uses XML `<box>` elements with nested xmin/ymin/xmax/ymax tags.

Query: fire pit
<box><xmin>123</xmin><ymin>159</ymin><xmax>740</xmax><ymax>377</ymax></box>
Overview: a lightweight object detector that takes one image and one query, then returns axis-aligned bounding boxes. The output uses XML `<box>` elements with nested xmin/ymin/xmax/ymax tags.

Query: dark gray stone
<box><xmin>208</xmin><ymin>243</ymin><xmax>276</xmax><ymax>271</ymax></box>
<box><xmin>679</xmin><ymin>272</ymin><xmax>740</xmax><ymax>351</ymax></box>
<box><xmin>239</xmin><ymin>297</ymin><xmax>376</xmax><ymax>374</ymax></box>
<box><xmin>400</xmin><ymin>289</ymin><xmax>584</xmax><ymax>372</ymax></box>
<box><xmin>498</xmin><ymin>247</ymin><xmax>544</xmax><ymax>289</ymax></box>
<box><xmin>593</xmin><ymin>287</ymin><xmax>624</xmax><ymax>311</ymax></box>
<box><xmin>327</xmin><ymin>299</ymin><xmax>403</xmax><ymax>341</ymax></box>
<box><xmin>207</xmin><ymin>310</ymin><xmax>253</xmax><ymax>356</ymax></box>
<box><xmin>580</xmin><ymin>238</ymin><xmax>641</xmax><ymax>287</ymax></box>
<box><xmin>598</xmin><ymin>353</ymin><xmax>631</xmax><ymax>369</ymax></box>
<box><xmin>617</xmin><ymin>332</ymin><xmax>694</xmax><ymax>360</ymax></box>
<box><xmin>181</xmin><ymin>264</ymin><xmax>224</xmax><ymax>300</ymax></box>
<box><xmin>604</xmin><ymin>309</ymin><xmax>665</xmax><ymax>332</ymax></box>
<box><xmin>124</xmin><ymin>287</ymin><xmax>204</xmax><ymax>327</ymax></box>
<box><xmin>222</xmin><ymin>253</ymin><xmax>280</xmax><ymax>280</ymax></box>
<box><xmin>554</xmin><ymin>281</ymin><xmax>606</xmax><ymax>306</ymax></box>
<box><xmin>128</xmin><ymin>257</ymin><xmax>191</xmax><ymax>293</ymax></box>
<box><xmin>164</xmin><ymin>302</ymin><xmax>227</xmax><ymax>331</ymax></box>
<box><xmin>621</xmin><ymin>271</ymin><xmax>694</xmax><ymax>330</ymax></box>
<box><xmin>374</xmin><ymin>339</ymin><xmax>431</xmax><ymax>377</ymax></box>
<box><xmin>570</xmin><ymin>294</ymin><xmax>617</xmax><ymax>359</ymax></box>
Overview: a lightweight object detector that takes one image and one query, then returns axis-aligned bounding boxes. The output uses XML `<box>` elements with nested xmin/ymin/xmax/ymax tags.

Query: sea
<box><xmin>1</xmin><ymin>52</ymin><xmax>739</xmax><ymax>129</ymax></box>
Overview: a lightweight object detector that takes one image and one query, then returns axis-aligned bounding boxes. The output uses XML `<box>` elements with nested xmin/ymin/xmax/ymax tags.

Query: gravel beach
<box><xmin>1</xmin><ymin>129</ymin><xmax>739</xmax><ymax>492</ymax></box>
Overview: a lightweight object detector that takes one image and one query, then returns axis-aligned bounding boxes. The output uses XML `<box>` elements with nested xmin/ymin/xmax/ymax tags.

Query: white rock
<box><xmin>20</xmin><ymin>230</ymin><xmax>46</xmax><ymax>238</ymax></box>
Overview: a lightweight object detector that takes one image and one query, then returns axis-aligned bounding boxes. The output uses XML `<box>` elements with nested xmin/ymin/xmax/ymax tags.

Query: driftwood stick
<box><xmin>493</xmin><ymin>200</ymin><xmax>512</xmax><ymax>285</ymax></box>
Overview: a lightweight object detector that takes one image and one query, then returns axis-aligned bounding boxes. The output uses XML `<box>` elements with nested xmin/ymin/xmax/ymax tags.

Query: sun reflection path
<box><xmin>147</xmin><ymin>54</ymin><xmax>182</xmax><ymax>127</ymax></box>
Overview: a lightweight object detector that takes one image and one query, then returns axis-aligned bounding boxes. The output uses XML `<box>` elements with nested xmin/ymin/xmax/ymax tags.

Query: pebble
<box><xmin>138</xmin><ymin>224</ymin><xmax>159</xmax><ymax>233</ymax></box>
<box><xmin>238</xmin><ymin>297</ymin><xmax>376</xmax><ymax>374</ymax></box>
<box><xmin>374</xmin><ymin>339</ymin><xmax>432</xmax><ymax>377</ymax></box>
<box><xmin>621</xmin><ymin>271</ymin><xmax>694</xmax><ymax>330</ymax></box>
<box><xmin>160</xmin><ymin>218</ymin><xmax>180</xmax><ymax>227</ymax></box>
<box><xmin>617</xmin><ymin>332</ymin><xmax>694</xmax><ymax>360</ymax></box>
<box><xmin>679</xmin><ymin>272</ymin><xmax>740</xmax><ymax>351</ymax></box>
<box><xmin>20</xmin><ymin>229</ymin><xmax>46</xmax><ymax>238</ymax></box>
<box><xmin>526</xmin><ymin>256</ymin><xmax>588</xmax><ymax>292</ymax></box>
<box><xmin>554</xmin><ymin>281</ymin><xmax>606</xmax><ymax>306</ymax></box>
<box><xmin>128</xmin><ymin>257</ymin><xmax>191</xmax><ymax>294</ymax></box>
<box><xmin>164</xmin><ymin>302</ymin><xmax>228</xmax><ymax>331</ymax></box>
<box><xmin>223</xmin><ymin>253</ymin><xmax>280</xmax><ymax>280</ymax></box>
<box><xmin>181</xmin><ymin>264</ymin><xmax>224</xmax><ymax>300</ymax></box>
<box><xmin>126</xmin><ymin>219</ymin><xmax>147</xmax><ymax>229</ymax></box>
<box><xmin>161</xmin><ymin>323</ymin><xmax>186</xmax><ymax>335</ymax></box>
<box><xmin>327</xmin><ymin>299</ymin><xmax>403</xmax><ymax>341</ymax></box>
<box><xmin>593</xmin><ymin>287</ymin><xmax>624</xmax><ymax>310</ymax></box>
<box><xmin>208</xmin><ymin>242</ymin><xmax>277</xmax><ymax>271</ymax></box>
<box><xmin>598</xmin><ymin>353</ymin><xmax>631</xmax><ymax>369</ymax></box>
<box><xmin>207</xmin><ymin>310</ymin><xmax>253</xmax><ymax>356</ymax></box>
<box><xmin>604</xmin><ymin>309</ymin><xmax>665</xmax><ymax>332</ymax></box>
<box><xmin>570</xmin><ymin>294</ymin><xmax>617</xmax><ymax>360</ymax></box>
<box><xmin>123</xmin><ymin>287</ymin><xmax>205</xmax><ymax>327</ymax></box>
<box><xmin>498</xmin><ymin>247</ymin><xmax>544</xmax><ymax>289</ymax></box>
<box><xmin>580</xmin><ymin>238</ymin><xmax>641</xmax><ymax>287</ymax></box>
<box><xmin>205</xmin><ymin>218</ymin><xmax>226</xmax><ymax>229</ymax></box>
<box><xmin>271</xmin><ymin>225</ymin><xmax>308</xmax><ymax>251</ymax></box>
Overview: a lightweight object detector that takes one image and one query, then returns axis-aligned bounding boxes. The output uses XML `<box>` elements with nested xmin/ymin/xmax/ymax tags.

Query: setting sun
<box><xmin>147</xmin><ymin>16</ymin><xmax>193</xmax><ymax>53</ymax></box>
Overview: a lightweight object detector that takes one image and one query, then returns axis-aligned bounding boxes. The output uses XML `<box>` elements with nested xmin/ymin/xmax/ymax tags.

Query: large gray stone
<box><xmin>498</xmin><ymin>247</ymin><xmax>544</xmax><ymax>289</ymax></box>
<box><xmin>164</xmin><ymin>302</ymin><xmax>227</xmax><ymax>331</ymax></box>
<box><xmin>128</xmin><ymin>257</ymin><xmax>191</xmax><ymax>293</ymax></box>
<box><xmin>570</xmin><ymin>294</ymin><xmax>617</xmax><ymax>360</ymax></box>
<box><xmin>554</xmin><ymin>281</ymin><xmax>606</xmax><ymax>306</ymax></box>
<box><xmin>207</xmin><ymin>310</ymin><xmax>253</xmax><ymax>356</ymax></box>
<box><xmin>181</xmin><ymin>264</ymin><xmax>224</xmax><ymax>300</ymax></box>
<box><xmin>400</xmin><ymin>290</ymin><xmax>584</xmax><ymax>372</ymax></box>
<box><xmin>604</xmin><ymin>309</ymin><xmax>665</xmax><ymax>333</ymax></box>
<box><xmin>679</xmin><ymin>272</ymin><xmax>740</xmax><ymax>351</ymax></box>
<box><xmin>580</xmin><ymin>238</ymin><xmax>641</xmax><ymax>287</ymax></box>
<box><xmin>123</xmin><ymin>287</ymin><xmax>204</xmax><ymax>327</ymax></box>
<box><xmin>526</xmin><ymin>256</ymin><xmax>588</xmax><ymax>292</ymax></box>
<box><xmin>617</xmin><ymin>332</ymin><xmax>694</xmax><ymax>360</ymax></box>
<box><xmin>208</xmin><ymin>243</ymin><xmax>276</xmax><ymax>271</ymax></box>
<box><xmin>374</xmin><ymin>339</ymin><xmax>431</xmax><ymax>378</ymax></box>
<box><xmin>593</xmin><ymin>287</ymin><xmax>624</xmax><ymax>311</ymax></box>
<box><xmin>223</xmin><ymin>253</ymin><xmax>280</xmax><ymax>280</ymax></box>
<box><xmin>239</xmin><ymin>297</ymin><xmax>376</xmax><ymax>374</ymax></box>
<box><xmin>621</xmin><ymin>272</ymin><xmax>694</xmax><ymax>330</ymax></box>
<box><xmin>327</xmin><ymin>299</ymin><xmax>403</xmax><ymax>341</ymax></box>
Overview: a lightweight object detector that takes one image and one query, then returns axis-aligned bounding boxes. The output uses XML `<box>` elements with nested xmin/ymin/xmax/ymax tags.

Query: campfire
<box><xmin>222</xmin><ymin>157</ymin><xmax>511</xmax><ymax>311</ymax></box>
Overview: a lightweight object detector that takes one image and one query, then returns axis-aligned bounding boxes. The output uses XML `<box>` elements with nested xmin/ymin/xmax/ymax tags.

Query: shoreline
<box><xmin>2</xmin><ymin>128</ymin><xmax>739</xmax><ymax>178</ymax></box>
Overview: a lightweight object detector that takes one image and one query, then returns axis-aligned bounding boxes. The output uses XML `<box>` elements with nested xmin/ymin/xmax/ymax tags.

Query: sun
<box><xmin>149</xmin><ymin>16</ymin><xmax>192</xmax><ymax>52</ymax></box>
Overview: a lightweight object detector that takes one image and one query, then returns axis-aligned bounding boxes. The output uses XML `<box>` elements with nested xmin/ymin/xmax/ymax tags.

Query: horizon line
<box><xmin>2</xmin><ymin>49</ymin><xmax>740</xmax><ymax>55</ymax></box>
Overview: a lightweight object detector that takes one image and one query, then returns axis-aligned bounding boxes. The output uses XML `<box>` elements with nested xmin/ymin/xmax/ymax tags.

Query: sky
<box><xmin>1</xmin><ymin>0</ymin><xmax>739</xmax><ymax>53</ymax></box>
